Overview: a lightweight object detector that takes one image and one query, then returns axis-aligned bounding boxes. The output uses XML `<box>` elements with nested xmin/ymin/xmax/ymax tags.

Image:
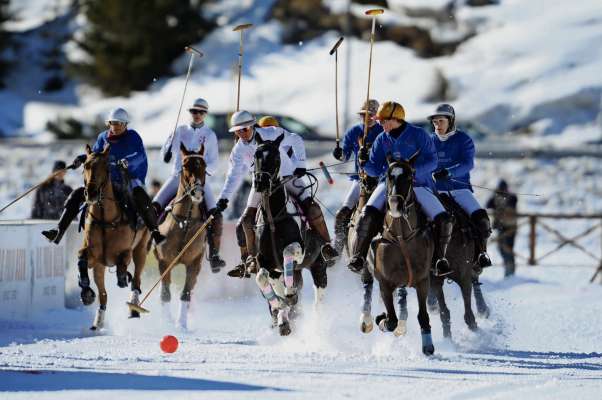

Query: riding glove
<box><xmin>358</xmin><ymin>146</ymin><xmax>369</xmax><ymax>166</ymax></box>
<box><xmin>216</xmin><ymin>198</ymin><xmax>229</xmax><ymax>212</ymax></box>
<box><xmin>293</xmin><ymin>168</ymin><xmax>306</xmax><ymax>178</ymax></box>
<box><xmin>69</xmin><ymin>154</ymin><xmax>87</xmax><ymax>169</ymax></box>
<box><xmin>432</xmin><ymin>168</ymin><xmax>450</xmax><ymax>181</ymax></box>
<box><xmin>332</xmin><ymin>146</ymin><xmax>343</xmax><ymax>161</ymax></box>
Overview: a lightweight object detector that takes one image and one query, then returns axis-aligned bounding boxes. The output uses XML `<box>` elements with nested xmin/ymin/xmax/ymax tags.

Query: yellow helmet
<box><xmin>258</xmin><ymin>115</ymin><xmax>280</xmax><ymax>128</ymax></box>
<box><xmin>376</xmin><ymin>101</ymin><xmax>405</xmax><ymax>122</ymax></box>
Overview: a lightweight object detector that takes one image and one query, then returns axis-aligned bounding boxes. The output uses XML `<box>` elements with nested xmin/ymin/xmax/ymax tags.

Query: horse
<box><xmin>252</xmin><ymin>133</ymin><xmax>329</xmax><ymax>336</ymax></box>
<box><xmin>424</xmin><ymin>193</ymin><xmax>491</xmax><ymax>338</ymax></box>
<box><xmin>154</xmin><ymin>144</ymin><xmax>208</xmax><ymax>330</ymax></box>
<box><xmin>368</xmin><ymin>155</ymin><xmax>435</xmax><ymax>355</ymax></box>
<box><xmin>79</xmin><ymin>144</ymin><xmax>151</xmax><ymax>330</ymax></box>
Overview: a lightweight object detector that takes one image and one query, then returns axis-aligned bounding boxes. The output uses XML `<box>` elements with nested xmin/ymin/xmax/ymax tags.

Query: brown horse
<box><xmin>427</xmin><ymin>194</ymin><xmax>490</xmax><ymax>338</ymax></box>
<box><xmin>80</xmin><ymin>144</ymin><xmax>150</xmax><ymax>330</ymax></box>
<box><xmin>154</xmin><ymin>143</ymin><xmax>208</xmax><ymax>330</ymax></box>
<box><xmin>369</xmin><ymin>156</ymin><xmax>435</xmax><ymax>355</ymax></box>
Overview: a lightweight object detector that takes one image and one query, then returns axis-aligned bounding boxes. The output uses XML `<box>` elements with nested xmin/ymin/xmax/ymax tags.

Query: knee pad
<box><xmin>284</xmin><ymin>242</ymin><xmax>303</xmax><ymax>264</ymax></box>
<box><xmin>434</xmin><ymin>212</ymin><xmax>453</xmax><ymax>236</ymax></box>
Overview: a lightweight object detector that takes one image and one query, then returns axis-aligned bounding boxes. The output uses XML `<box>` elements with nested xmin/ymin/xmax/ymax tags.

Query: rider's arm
<box><xmin>127</xmin><ymin>131</ymin><xmax>149</xmax><ymax>184</ymax></box>
<box><xmin>341</xmin><ymin>126</ymin><xmax>359</xmax><ymax>161</ymax></box>
<box><xmin>446</xmin><ymin>133</ymin><xmax>475</xmax><ymax>177</ymax></box>
<box><xmin>412</xmin><ymin>130</ymin><xmax>438</xmax><ymax>183</ymax></box>
<box><xmin>218</xmin><ymin>143</ymin><xmax>250</xmax><ymax>202</ymax></box>
<box><xmin>92</xmin><ymin>131</ymin><xmax>107</xmax><ymax>153</ymax></box>
<box><xmin>285</xmin><ymin>131</ymin><xmax>306</xmax><ymax>169</ymax></box>
<box><xmin>161</xmin><ymin>129</ymin><xmax>177</xmax><ymax>163</ymax></box>
<box><xmin>363</xmin><ymin>134</ymin><xmax>386</xmax><ymax>178</ymax></box>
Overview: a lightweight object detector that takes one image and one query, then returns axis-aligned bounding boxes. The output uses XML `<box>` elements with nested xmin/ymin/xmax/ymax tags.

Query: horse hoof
<box><xmin>393</xmin><ymin>320</ymin><xmax>407</xmax><ymax>337</ymax></box>
<box><xmin>478</xmin><ymin>308</ymin><xmax>490</xmax><ymax>319</ymax></box>
<box><xmin>117</xmin><ymin>275</ymin><xmax>128</xmax><ymax>288</ymax></box>
<box><xmin>443</xmin><ymin>328</ymin><xmax>452</xmax><ymax>339</ymax></box>
<box><xmin>422</xmin><ymin>344</ymin><xmax>435</xmax><ymax>356</ymax></box>
<box><xmin>469</xmin><ymin>323</ymin><xmax>479</xmax><ymax>332</ymax></box>
<box><xmin>375</xmin><ymin>313</ymin><xmax>387</xmax><ymax>332</ymax></box>
<box><xmin>279</xmin><ymin>321</ymin><xmax>291</xmax><ymax>336</ymax></box>
<box><xmin>90</xmin><ymin>326</ymin><xmax>97</xmax><ymax>331</ymax></box>
<box><xmin>81</xmin><ymin>287</ymin><xmax>96</xmax><ymax>306</ymax></box>
<box><xmin>360</xmin><ymin>312</ymin><xmax>373</xmax><ymax>334</ymax></box>
<box><xmin>129</xmin><ymin>310</ymin><xmax>140</xmax><ymax>319</ymax></box>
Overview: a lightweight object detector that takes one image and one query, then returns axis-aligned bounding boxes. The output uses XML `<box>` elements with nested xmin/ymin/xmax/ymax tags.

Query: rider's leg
<box><xmin>286</xmin><ymin>177</ymin><xmax>339</xmax><ymax>261</ymax></box>
<box><xmin>203</xmin><ymin>181</ymin><xmax>225</xmax><ymax>272</ymax></box>
<box><xmin>42</xmin><ymin>186</ymin><xmax>85</xmax><ymax>244</ymax></box>
<box><xmin>347</xmin><ymin>181</ymin><xmax>386</xmax><ymax>273</ymax></box>
<box><xmin>414</xmin><ymin>187</ymin><xmax>452</xmax><ymax>276</ymax></box>
<box><xmin>334</xmin><ymin>180</ymin><xmax>360</xmax><ymax>254</ymax></box>
<box><xmin>449</xmin><ymin>189</ymin><xmax>492</xmax><ymax>268</ymax></box>
<box><xmin>131</xmin><ymin>183</ymin><xmax>165</xmax><ymax>244</ymax></box>
<box><xmin>152</xmin><ymin>173</ymin><xmax>179</xmax><ymax>214</ymax></box>
<box><xmin>227</xmin><ymin>188</ymin><xmax>261</xmax><ymax>278</ymax></box>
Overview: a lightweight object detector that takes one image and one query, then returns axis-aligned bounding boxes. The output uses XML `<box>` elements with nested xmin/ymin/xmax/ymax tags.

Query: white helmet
<box><xmin>229</xmin><ymin>110</ymin><xmax>256</xmax><ymax>132</ymax></box>
<box><xmin>189</xmin><ymin>98</ymin><xmax>209</xmax><ymax>112</ymax></box>
<box><xmin>105</xmin><ymin>107</ymin><xmax>129</xmax><ymax>124</ymax></box>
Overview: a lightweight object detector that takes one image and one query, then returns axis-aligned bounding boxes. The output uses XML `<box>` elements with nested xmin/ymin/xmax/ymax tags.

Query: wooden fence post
<box><xmin>529</xmin><ymin>215</ymin><xmax>537</xmax><ymax>265</ymax></box>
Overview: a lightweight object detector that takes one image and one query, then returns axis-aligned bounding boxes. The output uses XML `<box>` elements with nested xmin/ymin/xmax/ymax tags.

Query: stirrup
<box><xmin>433</xmin><ymin>258</ymin><xmax>452</xmax><ymax>277</ymax></box>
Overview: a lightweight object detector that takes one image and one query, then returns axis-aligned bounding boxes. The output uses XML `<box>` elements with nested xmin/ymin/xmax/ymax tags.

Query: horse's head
<box><xmin>254</xmin><ymin>133</ymin><xmax>284</xmax><ymax>193</ymax></box>
<box><xmin>385</xmin><ymin>153</ymin><xmax>417</xmax><ymax>218</ymax></box>
<box><xmin>83</xmin><ymin>144</ymin><xmax>110</xmax><ymax>203</ymax></box>
<box><xmin>180</xmin><ymin>142</ymin><xmax>207</xmax><ymax>203</ymax></box>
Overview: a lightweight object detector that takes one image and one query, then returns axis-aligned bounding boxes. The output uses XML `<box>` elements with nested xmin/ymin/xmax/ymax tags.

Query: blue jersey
<box><xmin>364</xmin><ymin>123</ymin><xmax>437</xmax><ymax>189</ymax></box>
<box><xmin>92</xmin><ymin>129</ymin><xmax>148</xmax><ymax>185</ymax></box>
<box><xmin>341</xmin><ymin>123</ymin><xmax>383</xmax><ymax>180</ymax></box>
<box><xmin>432</xmin><ymin>130</ymin><xmax>474</xmax><ymax>191</ymax></box>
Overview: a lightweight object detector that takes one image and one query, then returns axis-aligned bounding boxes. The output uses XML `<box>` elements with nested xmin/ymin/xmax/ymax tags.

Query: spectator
<box><xmin>31</xmin><ymin>161</ymin><xmax>73</xmax><ymax>220</ymax></box>
<box><xmin>149</xmin><ymin>179</ymin><xmax>162</xmax><ymax>199</ymax></box>
<box><xmin>486</xmin><ymin>179</ymin><xmax>518</xmax><ymax>277</ymax></box>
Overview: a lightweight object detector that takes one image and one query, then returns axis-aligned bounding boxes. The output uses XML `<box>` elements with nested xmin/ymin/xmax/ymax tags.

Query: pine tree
<box><xmin>0</xmin><ymin>0</ymin><xmax>11</xmax><ymax>88</ymax></box>
<box><xmin>71</xmin><ymin>0</ymin><xmax>214</xmax><ymax>96</ymax></box>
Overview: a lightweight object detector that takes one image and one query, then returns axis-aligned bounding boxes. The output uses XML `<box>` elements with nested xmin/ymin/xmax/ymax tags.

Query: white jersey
<box><xmin>218</xmin><ymin>126</ymin><xmax>306</xmax><ymax>201</ymax></box>
<box><xmin>161</xmin><ymin>124</ymin><xmax>219</xmax><ymax>175</ymax></box>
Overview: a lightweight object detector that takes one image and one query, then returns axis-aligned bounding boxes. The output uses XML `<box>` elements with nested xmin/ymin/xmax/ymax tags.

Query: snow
<box><xmin>1</xmin><ymin>264</ymin><xmax>601</xmax><ymax>399</ymax></box>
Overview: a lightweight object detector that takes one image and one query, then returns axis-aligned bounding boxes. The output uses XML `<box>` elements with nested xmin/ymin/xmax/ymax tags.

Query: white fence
<box><xmin>0</xmin><ymin>220</ymin><xmax>254</xmax><ymax>320</ymax></box>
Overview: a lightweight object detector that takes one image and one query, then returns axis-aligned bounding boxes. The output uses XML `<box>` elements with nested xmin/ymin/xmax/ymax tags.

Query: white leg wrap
<box><xmin>93</xmin><ymin>308</ymin><xmax>105</xmax><ymax>330</ymax></box>
<box><xmin>314</xmin><ymin>285</ymin><xmax>325</xmax><ymax>307</ymax></box>
<box><xmin>277</xmin><ymin>306</ymin><xmax>290</xmax><ymax>326</ymax></box>
<box><xmin>161</xmin><ymin>302</ymin><xmax>173</xmax><ymax>323</ymax></box>
<box><xmin>129</xmin><ymin>289</ymin><xmax>140</xmax><ymax>305</ymax></box>
<box><xmin>283</xmin><ymin>243</ymin><xmax>302</xmax><ymax>295</ymax></box>
<box><xmin>256</xmin><ymin>268</ymin><xmax>281</xmax><ymax>310</ymax></box>
<box><xmin>178</xmin><ymin>300</ymin><xmax>190</xmax><ymax>330</ymax></box>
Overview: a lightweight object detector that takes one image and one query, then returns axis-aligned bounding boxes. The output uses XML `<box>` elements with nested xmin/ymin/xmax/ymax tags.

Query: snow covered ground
<box><xmin>1</xmin><ymin>263</ymin><xmax>601</xmax><ymax>399</ymax></box>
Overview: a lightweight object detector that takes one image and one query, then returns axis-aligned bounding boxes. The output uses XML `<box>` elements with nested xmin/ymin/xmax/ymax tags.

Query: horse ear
<box><xmin>102</xmin><ymin>143</ymin><xmax>110</xmax><ymax>155</ymax></box>
<box><xmin>386</xmin><ymin>153</ymin><xmax>394</xmax><ymax>165</ymax></box>
<box><xmin>408</xmin><ymin>149</ymin><xmax>420</xmax><ymax>166</ymax></box>
<box><xmin>85</xmin><ymin>144</ymin><xmax>92</xmax><ymax>155</ymax></box>
<box><xmin>275</xmin><ymin>134</ymin><xmax>284</xmax><ymax>146</ymax></box>
<box><xmin>180</xmin><ymin>142</ymin><xmax>190</xmax><ymax>156</ymax></box>
<box><xmin>199</xmin><ymin>143</ymin><xmax>205</xmax><ymax>156</ymax></box>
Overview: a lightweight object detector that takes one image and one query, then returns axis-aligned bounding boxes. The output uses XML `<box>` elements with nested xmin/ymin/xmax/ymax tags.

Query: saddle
<box><xmin>78</xmin><ymin>184</ymin><xmax>143</xmax><ymax>232</ymax></box>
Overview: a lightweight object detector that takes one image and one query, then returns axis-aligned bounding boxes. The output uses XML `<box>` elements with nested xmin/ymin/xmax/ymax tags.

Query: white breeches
<box><xmin>153</xmin><ymin>173</ymin><xmax>216</xmax><ymax>210</ymax></box>
<box><xmin>438</xmin><ymin>188</ymin><xmax>481</xmax><ymax>216</ymax></box>
<box><xmin>246</xmin><ymin>176</ymin><xmax>311</xmax><ymax>208</ymax></box>
<box><xmin>342</xmin><ymin>180</ymin><xmax>361</xmax><ymax>210</ymax></box>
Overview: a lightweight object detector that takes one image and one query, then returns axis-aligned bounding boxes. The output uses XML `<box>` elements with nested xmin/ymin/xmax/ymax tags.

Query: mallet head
<box><xmin>329</xmin><ymin>37</ymin><xmax>344</xmax><ymax>55</ymax></box>
<box><xmin>233</xmin><ymin>23</ymin><xmax>253</xmax><ymax>32</ymax></box>
<box><xmin>365</xmin><ymin>9</ymin><xmax>384</xmax><ymax>16</ymax></box>
<box><xmin>184</xmin><ymin>46</ymin><xmax>203</xmax><ymax>57</ymax></box>
<box><xmin>126</xmin><ymin>301</ymin><xmax>149</xmax><ymax>314</ymax></box>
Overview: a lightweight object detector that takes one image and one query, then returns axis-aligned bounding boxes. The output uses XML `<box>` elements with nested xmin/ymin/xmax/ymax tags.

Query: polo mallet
<box><xmin>233</xmin><ymin>23</ymin><xmax>253</xmax><ymax>111</ymax></box>
<box><xmin>329</xmin><ymin>36</ymin><xmax>344</xmax><ymax>150</ymax></box>
<box><xmin>361</xmin><ymin>8</ymin><xmax>384</xmax><ymax>147</ymax></box>
<box><xmin>126</xmin><ymin>214</ymin><xmax>215</xmax><ymax>314</ymax></box>
<box><xmin>0</xmin><ymin>167</ymin><xmax>72</xmax><ymax>215</ymax></box>
<box><xmin>166</xmin><ymin>46</ymin><xmax>203</xmax><ymax>150</ymax></box>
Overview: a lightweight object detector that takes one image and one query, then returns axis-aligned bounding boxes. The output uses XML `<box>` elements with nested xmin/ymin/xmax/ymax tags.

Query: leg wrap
<box><xmin>283</xmin><ymin>242</ymin><xmax>302</xmax><ymax>291</ymax></box>
<box><xmin>256</xmin><ymin>268</ymin><xmax>280</xmax><ymax>309</ymax></box>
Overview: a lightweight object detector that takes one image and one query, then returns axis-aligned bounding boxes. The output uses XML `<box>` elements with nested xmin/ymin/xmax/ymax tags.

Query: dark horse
<box><xmin>425</xmin><ymin>193</ymin><xmax>491</xmax><ymax>338</ymax></box>
<box><xmin>252</xmin><ymin>134</ymin><xmax>329</xmax><ymax>336</ymax></box>
<box><xmin>368</xmin><ymin>156</ymin><xmax>435</xmax><ymax>355</ymax></box>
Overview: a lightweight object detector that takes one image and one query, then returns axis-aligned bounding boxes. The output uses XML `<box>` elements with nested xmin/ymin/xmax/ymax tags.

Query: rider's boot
<box><xmin>471</xmin><ymin>209</ymin><xmax>492</xmax><ymax>269</ymax></box>
<box><xmin>42</xmin><ymin>187</ymin><xmax>85</xmax><ymax>244</ymax></box>
<box><xmin>207</xmin><ymin>210</ymin><xmax>226</xmax><ymax>273</ymax></box>
<box><xmin>347</xmin><ymin>206</ymin><xmax>383</xmax><ymax>273</ymax></box>
<box><xmin>433</xmin><ymin>212</ymin><xmax>453</xmax><ymax>277</ymax></box>
<box><xmin>300</xmin><ymin>198</ymin><xmax>339</xmax><ymax>261</ymax></box>
<box><xmin>132</xmin><ymin>187</ymin><xmax>165</xmax><ymax>244</ymax></box>
<box><xmin>334</xmin><ymin>206</ymin><xmax>352</xmax><ymax>255</ymax></box>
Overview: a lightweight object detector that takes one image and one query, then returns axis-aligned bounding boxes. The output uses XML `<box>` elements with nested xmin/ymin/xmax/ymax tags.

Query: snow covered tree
<box><xmin>0</xmin><ymin>0</ymin><xmax>11</xmax><ymax>88</ymax></box>
<box><xmin>71</xmin><ymin>0</ymin><xmax>214</xmax><ymax>96</ymax></box>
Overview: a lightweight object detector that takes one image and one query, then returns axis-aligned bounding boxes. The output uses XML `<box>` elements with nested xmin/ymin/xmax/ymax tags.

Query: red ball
<box><xmin>160</xmin><ymin>335</ymin><xmax>179</xmax><ymax>353</ymax></box>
